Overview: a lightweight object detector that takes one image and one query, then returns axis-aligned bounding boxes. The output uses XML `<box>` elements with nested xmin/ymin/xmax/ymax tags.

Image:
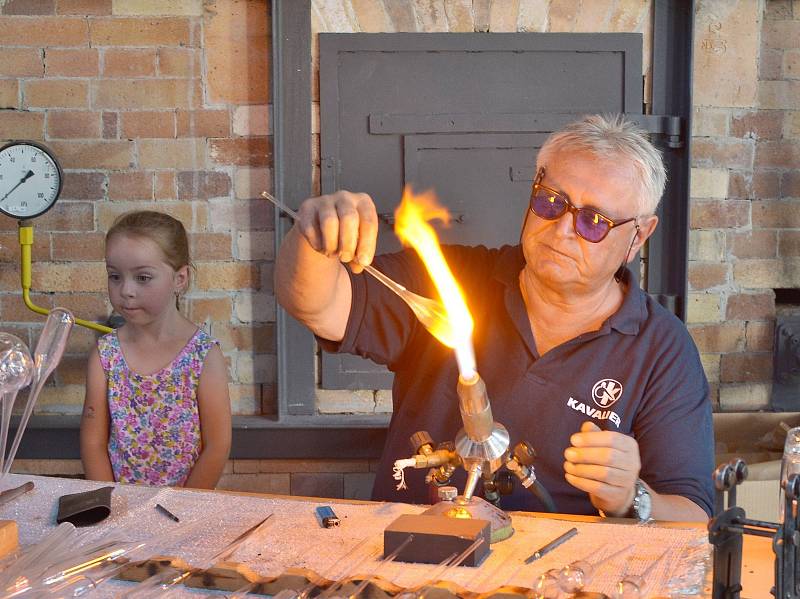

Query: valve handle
<box><xmin>409</xmin><ymin>430</ymin><xmax>434</xmax><ymax>453</ymax></box>
<box><xmin>513</xmin><ymin>441</ymin><xmax>537</xmax><ymax>466</ymax></box>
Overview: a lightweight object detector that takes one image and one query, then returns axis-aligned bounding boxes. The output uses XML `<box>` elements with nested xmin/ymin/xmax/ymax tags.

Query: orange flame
<box><xmin>394</xmin><ymin>186</ymin><xmax>476</xmax><ymax>377</ymax></box>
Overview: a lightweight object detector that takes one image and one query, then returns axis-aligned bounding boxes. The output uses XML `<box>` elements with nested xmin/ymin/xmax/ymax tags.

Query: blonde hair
<box><xmin>106</xmin><ymin>211</ymin><xmax>191</xmax><ymax>289</ymax></box>
<box><xmin>536</xmin><ymin>114</ymin><xmax>667</xmax><ymax>215</ymax></box>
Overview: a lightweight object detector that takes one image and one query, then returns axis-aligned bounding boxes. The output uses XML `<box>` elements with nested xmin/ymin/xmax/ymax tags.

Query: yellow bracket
<box><xmin>19</xmin><ymin>223</ymin><xmax>112</xmax><ymax>334</ymax></box>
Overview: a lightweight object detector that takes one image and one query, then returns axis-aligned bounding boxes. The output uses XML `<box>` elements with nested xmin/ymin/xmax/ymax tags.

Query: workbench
<box><xmin>0</xmin><ymin>474</ymin><xmax>775</xmax><ymax>598</ymax></box>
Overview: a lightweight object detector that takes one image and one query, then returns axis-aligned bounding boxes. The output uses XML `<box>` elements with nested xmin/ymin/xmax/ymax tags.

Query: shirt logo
<box><xmin>591</xmin><ymin>378</ymin><xmax>623</xmax><ymax>408</ymax></box>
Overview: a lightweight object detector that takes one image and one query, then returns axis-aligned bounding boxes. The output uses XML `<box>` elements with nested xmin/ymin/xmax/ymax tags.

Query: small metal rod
<box><xmin>733</xmin><ymin>517</ymin><xmax>779</xmax><ymax>531</ymax></box>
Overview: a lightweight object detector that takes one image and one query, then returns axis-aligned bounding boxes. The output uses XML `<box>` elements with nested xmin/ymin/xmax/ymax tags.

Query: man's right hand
<box><xmin>295</xmin><ymin>191</ymin><xmax>379</xmax><ymax>273</ymax></box>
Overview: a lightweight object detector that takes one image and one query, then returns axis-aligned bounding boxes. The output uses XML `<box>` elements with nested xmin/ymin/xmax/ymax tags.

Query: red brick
<box><xmin>0</xmin><ymin>80</ymin><xmax>19</xmax><ymax>108</ymax></box>
<box><xmin>0</xmin><ymin>293</ymin><xmax>54</xmax><ymax>323</ymax></box>
<box><xmin>755</xmin><ymin>141</ymin><xmax>800</xmax><ymax>168</ymax></box>
<box><xmin>102</xmin><ymin>48</ymin><xmax>156</xmax><ymax>77</ymax></box>
<box><xmin>56</xmin><ymin>0</ymin><xmax>111</xmax><ymax>15</ymax></box>
<box><xmin>692</xmin><ymin>138</ymin><xmax>755</xmax><ymax>170</ymax></box>
<box><xmin>48</xmin><ymin>140</ymin><xmax>133</xmax><ymax>169</ymax></box>
<box><xmin>176</xmin><ymin>109</ymin><xmax>230</xmax><ymax>138</ymax></box>
<box><xmin>119</xmin><ymin>111</ymin><xmax>175</xmax><ymax>138</ymax></box>
<box><xmin>36</xmin><ymin>201</ymin><xmax>93</xmax><ymax>231</ymax></box>
<box><xmin>188</xmin><ymin>296</ymin><xmax>232</xmax><ymax>322</ymax></box>
<box><xmin>780</xmin><ymin>231</ymin><xmax>800</xmax><ymax>256</ymax></box>
<box><xmin>730</xmin><ymin>111</ymin><xmax>785</xmax><ymax>140</ymax></box>
<box><xmin>688</xmin><ymin>262</ymin><xmax>728</xmax><ymax>290</ymax></box>
<box><xmin>763</xmin><ymin>21</ymin><xmax>800</xmax><ymax>50</ymax></box>
<box><xmin>154</xmin><ymin>172</ymin><xmax>175</xmax><ymax>199</ymax></box>
<box><xmin>55</xmin><ymin>355</ymin><xmax>88</xmax><ymax>385</ymax></box>
<box><xmin>689</xmin><ymin>323</ymin><xmax>746</xmax><ymax>353</ymax></box>
<box><xmin>157</xmin><ymin>47</ymin><xmax>198</xmax><ymax>77</ymax></box>
<box><xmin>765</xmin><ymin>0</ymin><xmax>793</xmax><ymax>19</ymax></box>
<box><xmin>746</xmin><ymin>321</ymin><xmax>774</xmax><ymax>352</ymax></box>
<box><xmin>195</xmin><ymin>263</ymin><xmax>260</xmax><ymax>290</ymax></box>
<box><xmin>753</xmin><ymin>200</ymin><xmax>800</xmax><ymax>228</ymax></box>
<box><xmin>208</xmin><ymin>199</ymin><xmax>274</xmax><ymax>231</ymax></box>
<box><xmin>2</xmin><ymin>0</ymin><xmax>54</xmax><ymax>15</ymax></box>
<box><xmin>23</xmin><ymin>80</ymin><xmax>88</xmax><ymax>109</ymax></box>
<box><xmin>93</xmin><ymin>79</ymin><xmax>192</xmax><ymax>110</ymax></box>
<box><xmin>52</xmin><ymin>232</ymin><xmax>105</xmax><ymax>260</ymax></box>
<box><xmin>0</xmin><ymin>111</ymin><xmax>44</xmax><ymax>139</ymax></box>
<box><xmin>0</xmin><ymin>48</ymin><xmax>42</xmax><ymax>76</ymax></box>
<box><xmin>90</xmin><ymin>18</ymin><xmax>191</xmax><ymax>47</ymax></box>
<box><xmin>190</xmin><ymin>232</ymin><xmax>232</xmax><ymax>261</ymax></box>
<box><xmin>47</xmin><ymin>111</ymin><xmax>101</xmax><ymax>138</ymax></box>
<box><xmin>728</xmin><ymin>230</ymin><xmax>777</xmax><ymax>259</ymax></box>
<box><xmin>209</xmin><ymin>138</ymin><xmax>272</xmax><ymax>166</ymax></box>
<box><xmin>177</xmin><ymin>171</ymin><xmax>231</xmax><ymax>200</ymax></box>
<box><xmin>691</xmin><ymin>200</ymin><xmax>750</xmax><ymax>229</ymax></box>
<box><xmin>102</xmin><ymin>111</ymin><xmax>117</xmax><ymax>139</ymax></box>
<box><xmin>727</xmin><ymin>171</ymin><xmax>750</xmax><ymax>199</ymax></box>
<box><xmin>782</xmin><ymin>171</ymin><xmax>800</xmax><ymax>198</ymax></box>
<box><xmin>0</xmin><ymin>16</ymin><xmax>87</xmax><ymax>46</ymax></box>
<box><xmin>726</xmin><ymin>293</ymin><xmax>776</xmax><ymax>320</ymax></box>
<box><xmin>214</xmin><ymin>324</ymin><xmax>275</xmax><ymax>353</ymax></box>
<box><xmin>60</xmin><ymin>172</ymin><xmax>105</xmax><ymax>200</ymax></box>
<box><xmin>759</xmin><ymin>48</ymin><xmax>783</xmax><ymax>80</ymax></box>
<box><xmin>45</xmin><ymin>48</ymin><xmax>98</xmax><ymax>77</ymax></box>
<box><xmin>720</xmin><ymin>353</ymin><xmax>773</xmax><ymax>383</ymax></box>
<box><xmin>753</xmin><ymin>170</ymin><xmax>781</xmax><ymax>199</ymax></box>
<box><xmin>108</xmin><ymin>172</ymin><xmax>152</xmax><ymax>201</ymax></box>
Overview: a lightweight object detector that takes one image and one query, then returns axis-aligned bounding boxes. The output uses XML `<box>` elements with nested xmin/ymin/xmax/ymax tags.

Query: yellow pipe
<box><xmin>19</xmin><ymin>223</ymin><xmax>112</xmax><ymax>334</ymax></box>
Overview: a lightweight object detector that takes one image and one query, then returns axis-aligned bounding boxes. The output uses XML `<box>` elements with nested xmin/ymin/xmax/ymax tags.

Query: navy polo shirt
<box><xmin>321</xmin><ymin>244</ymin><xmax>715</xmax><ymax>516</ymax></box>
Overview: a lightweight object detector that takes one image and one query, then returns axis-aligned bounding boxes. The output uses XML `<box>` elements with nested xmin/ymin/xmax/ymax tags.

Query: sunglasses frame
<box><xmin>530</xmin><ymin>167</ymin><xmax>637</xmax><ymax>243</ymax></box>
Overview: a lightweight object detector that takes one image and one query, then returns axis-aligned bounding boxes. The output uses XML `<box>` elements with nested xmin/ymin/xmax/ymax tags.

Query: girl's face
<box><xmin>105</xmin><ymin>234</ymin><xmax>188</xmax><ymax>326</ymax></box>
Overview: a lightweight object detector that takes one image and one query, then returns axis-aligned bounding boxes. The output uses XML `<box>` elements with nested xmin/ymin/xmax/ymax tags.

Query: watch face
<box><xmin>0</xmin><ymin>142</ymin><xmax>62</xmax><ymax>220</ymax></box>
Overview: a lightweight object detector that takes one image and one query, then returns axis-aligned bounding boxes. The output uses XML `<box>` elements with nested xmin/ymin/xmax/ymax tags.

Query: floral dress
<box><xmin>98</xmin><ymin>328</ymin><xmax>217</xmax><ymax>486</ymax></box>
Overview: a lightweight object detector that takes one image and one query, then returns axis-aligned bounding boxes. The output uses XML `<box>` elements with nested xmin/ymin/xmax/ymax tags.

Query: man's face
<box><xmin>521</xmin><ymin>150</ymin><xmax>653</xmax><ymax>292</ymax></box>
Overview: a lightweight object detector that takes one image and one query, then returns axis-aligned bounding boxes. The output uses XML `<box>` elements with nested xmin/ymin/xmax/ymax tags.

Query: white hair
<box><xmin>536</xmin><ymin>114</ymin><xmax>667</xmax><ymax>215</ymax></box>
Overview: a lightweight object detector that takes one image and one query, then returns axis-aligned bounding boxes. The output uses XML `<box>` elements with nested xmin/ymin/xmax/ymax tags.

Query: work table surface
<box><xmin>0</xmin><ymin>474</ymin><xmax>772</xmax><ymax>598</ymax></box>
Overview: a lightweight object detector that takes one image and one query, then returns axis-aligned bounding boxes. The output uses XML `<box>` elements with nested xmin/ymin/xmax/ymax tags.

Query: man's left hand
<box><xmin>563</xmin><ymin>421</ymin><xmax>640</xmax><ymax>516</ymax></box>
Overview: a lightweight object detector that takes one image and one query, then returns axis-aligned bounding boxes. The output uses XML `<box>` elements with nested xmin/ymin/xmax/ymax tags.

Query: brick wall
<box><xmin>1</xmin><ymin>1</ymin><xmax>796</xmax><ymax>496</ymax></box>
<box><xmin>689</xmin><ymin>0</ymin><xmax>799</xmax><ymax>411</ymax></box>
<box><xmin>0</xmin><ymin>0</ymin><xmax>275</xmax><ymax>419</ymax></box>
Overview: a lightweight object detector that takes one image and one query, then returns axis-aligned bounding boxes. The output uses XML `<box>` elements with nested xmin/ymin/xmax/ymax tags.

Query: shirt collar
<box><xmin>493</xmin><ymin>245</ymin><xmax>644</xmax><ymax>336</ymax></box>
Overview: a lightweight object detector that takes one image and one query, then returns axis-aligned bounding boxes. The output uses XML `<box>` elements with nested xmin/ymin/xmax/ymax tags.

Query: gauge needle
<box><xmin>0</xmin><ymin>170</ymin><xmax>34</xmax><ymax>203</ymax></box>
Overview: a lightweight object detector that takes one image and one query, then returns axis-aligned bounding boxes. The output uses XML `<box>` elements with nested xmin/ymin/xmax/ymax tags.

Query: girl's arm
<box><xmin>80</xmin><ymin>345</ymin><xmax>115</xmax><ymax>482</ymax></box>
<box><xmin>184</xmin><ymin>344</ymin><xmax>231</xmax><ymax>489</ymax></box>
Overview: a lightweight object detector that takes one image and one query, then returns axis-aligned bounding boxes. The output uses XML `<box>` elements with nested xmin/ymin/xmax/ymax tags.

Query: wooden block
<box><xmin>0</xmin><ymin>520</ymin><xmax>19</xmax><ymax>559</ymax></box>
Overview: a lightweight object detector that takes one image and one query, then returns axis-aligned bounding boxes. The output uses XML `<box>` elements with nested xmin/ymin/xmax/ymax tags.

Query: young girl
<box><xmin>81</xmin><ymin>211</ymin><xmax>231</xmax><ymax>489</ymax></box>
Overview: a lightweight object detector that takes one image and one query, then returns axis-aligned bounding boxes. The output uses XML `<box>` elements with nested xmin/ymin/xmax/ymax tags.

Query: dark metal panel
<box><xmin>273</xmin><ymin>0</ymin><xmax>316</xmax><ymax>415</ymax></box>
<box><xmin>645</xmin><ymin>0</ymin><xmax>695</xmax><ymax>321</ymax></box>
<box><xmin>319</xmin><ymin>32</ymin><xmax>643</xmax><ymax>390</ymax></box>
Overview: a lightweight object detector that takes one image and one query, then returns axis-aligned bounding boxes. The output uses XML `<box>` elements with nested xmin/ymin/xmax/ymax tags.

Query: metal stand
<box><xmin>708</xmin><ymin>459</ymin><xmax>800</xmax><ymax>598</ymax></box>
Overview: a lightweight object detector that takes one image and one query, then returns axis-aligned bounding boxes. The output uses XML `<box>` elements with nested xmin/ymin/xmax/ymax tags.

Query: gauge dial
<box><xmin>0</xmin><ymin>141</ymin><xmax>62</xmax><ymax>220</ymax></box>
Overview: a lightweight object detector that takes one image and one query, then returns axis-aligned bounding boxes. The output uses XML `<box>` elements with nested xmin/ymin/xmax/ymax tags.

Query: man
<box><xmin>276</xmin><ymin>114</ymin><xmax>714</xmax><ymax>521</ymax></box>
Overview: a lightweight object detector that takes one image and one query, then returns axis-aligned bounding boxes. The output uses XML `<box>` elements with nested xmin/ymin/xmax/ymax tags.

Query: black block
<box><xmin>383</xmin><ymin>514</ymin><xmax>490</xmax><ymax>566</ymax></box>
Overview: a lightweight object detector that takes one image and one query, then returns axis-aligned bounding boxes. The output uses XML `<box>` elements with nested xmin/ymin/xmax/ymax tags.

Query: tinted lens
<box><xmin>575</xmin><ymin>209</ymin><xmax>610</xmax><ymax>242</ymax></box>
<box><xmin>530</xmin><ymin>187</ymin><xmax>567</xmax><ymax>220</ymax></box>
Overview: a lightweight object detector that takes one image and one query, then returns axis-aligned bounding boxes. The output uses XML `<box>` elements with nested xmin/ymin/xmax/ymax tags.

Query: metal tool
<box><xmin>155</xmin><ymin>503</ymin><xmax>180</xmax><ymax>523</ymax></box>
<box><xmin>525</xmin><ymin>527</ymin><xmax>578</xmax><ymax>564</ymax></box>
<box><xmin>261</xmin><ymin>191</ymin><xmax>458</xmax><ymax>347</ymax></box>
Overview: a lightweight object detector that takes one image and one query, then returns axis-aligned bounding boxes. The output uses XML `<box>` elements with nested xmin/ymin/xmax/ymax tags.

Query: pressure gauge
<box><xmin>0</xmin><ymin>141</ymin><xmax>62</xmax><ymax>220</ymax></box>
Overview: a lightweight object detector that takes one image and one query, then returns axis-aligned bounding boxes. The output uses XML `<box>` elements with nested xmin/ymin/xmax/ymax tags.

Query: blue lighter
<box><xmin>315</xmin><ymin>505</ymin><xmax>340</xmax><ymax>528</ymax></box>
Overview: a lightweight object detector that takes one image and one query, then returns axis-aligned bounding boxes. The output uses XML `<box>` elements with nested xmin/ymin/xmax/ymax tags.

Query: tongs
<box><xmin>262</xmin><ymin>192</ymin><xmax>457</xmax><ymax>346</ymax></box>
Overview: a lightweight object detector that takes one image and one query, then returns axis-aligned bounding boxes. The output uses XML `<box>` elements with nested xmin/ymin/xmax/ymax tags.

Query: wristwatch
<box><xmin>629</xmin><ymin>479</ymin><xmax>652</xmax><ymax>522</ymax></box>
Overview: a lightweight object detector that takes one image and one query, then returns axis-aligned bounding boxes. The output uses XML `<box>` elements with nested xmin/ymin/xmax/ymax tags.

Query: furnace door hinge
<box><xmin>624</xmin><ymin>114</ymin><xmax>684</xmax><ymax>149</ymax></box>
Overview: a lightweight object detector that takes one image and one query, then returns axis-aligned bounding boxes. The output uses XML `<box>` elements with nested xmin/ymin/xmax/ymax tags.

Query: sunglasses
<box><xmin>529</xmin><ymin>167</ymin><xmax>637</xmax><ymax>243</ymax></box>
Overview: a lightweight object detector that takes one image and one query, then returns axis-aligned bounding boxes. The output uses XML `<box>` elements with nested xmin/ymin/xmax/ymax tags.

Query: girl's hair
<box><xmin>536</xmin><ymin>114</ymin><xmax>667</xmax><ymax>215</ymax></box>
<box><xmin>106</xmin><ymin>210</ymin><xmax>191</xmax><ymax>274</ymax></box>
